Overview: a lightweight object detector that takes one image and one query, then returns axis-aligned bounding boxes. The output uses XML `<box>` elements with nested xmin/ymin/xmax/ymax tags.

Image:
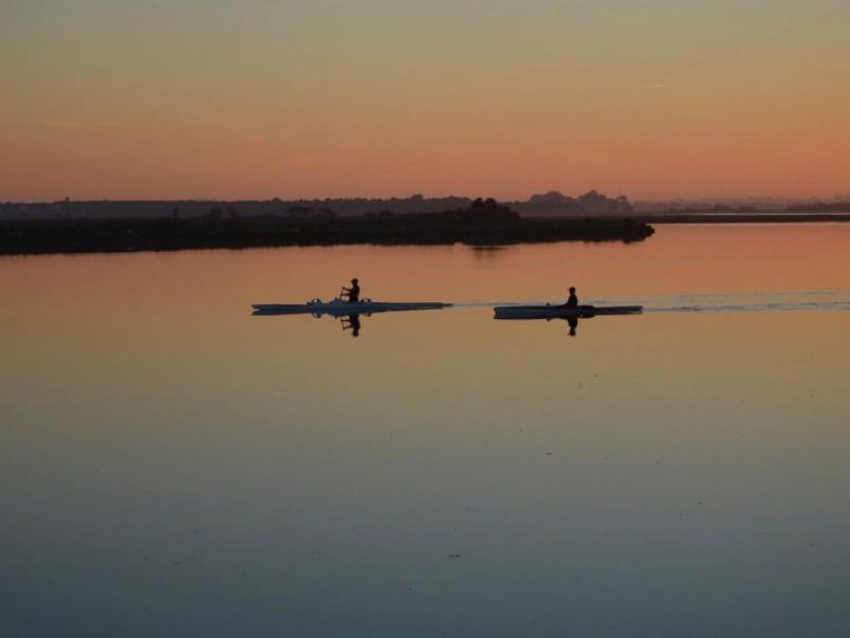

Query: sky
<box><xmin>1</xmin><ymin>0</ymin><xmax>848</xmax><ymax>202</ymax></box>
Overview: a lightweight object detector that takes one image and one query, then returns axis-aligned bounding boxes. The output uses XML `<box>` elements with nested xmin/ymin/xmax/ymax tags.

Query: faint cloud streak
<box><xmin>288</xmin><ymin>155</ymin><xmax>344</xmax><ymax>167</ymax></box>
<box><xmin>45</xmin><ymin>120</ymin><xmax>84</xmax><ymax>129</ymax></box>
<box><xmin>44</xmin><ymin>120</ymin><xmax>127</xmax><ymax>129</ymax></box>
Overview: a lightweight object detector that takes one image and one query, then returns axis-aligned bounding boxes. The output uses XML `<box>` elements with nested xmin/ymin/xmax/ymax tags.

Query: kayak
<box><xmin>253</xmin><ymin>298</ymin><xmax>451</xmax><ymax>317</ymax></box>
<box><xmin>494</xmin><ymin>304</ymin><xmax>642</xmax><ymax>320</ymax></box>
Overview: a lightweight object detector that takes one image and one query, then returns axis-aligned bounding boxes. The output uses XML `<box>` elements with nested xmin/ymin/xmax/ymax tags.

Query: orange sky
<box><xmin>2</xmin><ymin>1</ymin><xmax>848</xmax><ymax>202</ymax></box>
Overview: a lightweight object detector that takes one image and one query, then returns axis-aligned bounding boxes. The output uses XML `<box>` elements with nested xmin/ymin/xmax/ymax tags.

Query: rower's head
<box><xmin>351</xmin><ymin>278</ymin><xmax>359</xmax><ymax>284</ymax></box>
<box><xmin>569</xmin><ymin>286</ymin><xmax>576</xmax><ymax>294</ymax></box>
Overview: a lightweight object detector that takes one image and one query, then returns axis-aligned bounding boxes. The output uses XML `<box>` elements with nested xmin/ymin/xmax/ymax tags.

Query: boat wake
<box><xmin>582</xmin><ymin>289</ymin><xmax>850</xmax><ymax>314</ymax></box>
<box><xmin>454</xmin><ymin>289</ymin><xmax>850</xmax><ymax>314</ymax></box>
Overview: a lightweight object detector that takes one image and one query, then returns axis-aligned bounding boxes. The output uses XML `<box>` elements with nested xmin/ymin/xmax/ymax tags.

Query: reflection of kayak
<box><xmin>253</xmin><ymin>298</ymin><xmax>451</xmax><ymax>317</ymax></box>
<box><xmin>494</xmin><ymin>305</ymin><xmax>642</xmax><ymax>320</ymax></box>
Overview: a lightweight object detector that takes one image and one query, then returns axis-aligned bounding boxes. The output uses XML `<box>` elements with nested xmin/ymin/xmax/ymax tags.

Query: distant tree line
<box><xmin>2</xmin><ymin>193</ymin><xmax>848</xmax><ymax>221</ymax></box>
<box><xmin>0</xmin><ymin>191</ymin><xmax>634</xmax><ymax>220</ymax></box>
<box><xmin>508</xmin><ymin>190</ymin><xmax>632</xmax><ymax>217</ymax></box>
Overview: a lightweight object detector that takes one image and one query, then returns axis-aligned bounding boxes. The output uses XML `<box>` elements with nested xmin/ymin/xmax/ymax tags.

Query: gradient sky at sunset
<box><xmin>2</xmin><ymin>0</ymin><xmax>848</xmax><ymax>202</ymax></box>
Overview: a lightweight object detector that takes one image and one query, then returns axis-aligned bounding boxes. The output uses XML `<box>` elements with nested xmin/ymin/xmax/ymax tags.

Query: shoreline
<box><xmin>630</xmin><ymin>213</ymin><xmax>850</xmax><ymax>224</ymax></box>
<box><xmin>0</xmin><ymin>213</ymin><xmax>654</xmax><ymax>256</ymax></box>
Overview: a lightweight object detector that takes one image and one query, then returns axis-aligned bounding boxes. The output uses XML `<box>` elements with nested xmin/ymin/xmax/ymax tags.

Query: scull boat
<box><xmin>494</xmin><ymin>304</ymin><xmax>642</xmax><ymax>320</ymax></box>
<box><xmin>253</xmin><ymin>298</ymin><xmax>451</xmax><ymax>317</ymax></box>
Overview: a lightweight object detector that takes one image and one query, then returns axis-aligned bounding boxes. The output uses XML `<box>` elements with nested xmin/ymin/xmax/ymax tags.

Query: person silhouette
<box><xmin>342</xmin><ymin>278</ymin><xmax>360</xmax><ymax>303</ymax></box>
<box><xmin>565</xmin><ymin>286</ymin><xmax>578</xmax><ymax>308</ymax></box>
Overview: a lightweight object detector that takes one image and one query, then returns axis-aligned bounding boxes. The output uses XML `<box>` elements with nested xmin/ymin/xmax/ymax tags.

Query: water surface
<box><xmin>2</xmin><ymin>224</ymin><xmax>849</xmax><ymax>637</ymax></box>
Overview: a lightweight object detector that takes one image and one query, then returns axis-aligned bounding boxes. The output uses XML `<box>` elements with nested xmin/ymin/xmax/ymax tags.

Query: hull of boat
<box><xmin>494</xmin><ymin>305</ymin><xmax>642</xmax><ymax>320</ymax></box>
<box><xmin>253</xmin><ymin>299</ymin><xmax>451</xmax><ymax>317</ymax></box>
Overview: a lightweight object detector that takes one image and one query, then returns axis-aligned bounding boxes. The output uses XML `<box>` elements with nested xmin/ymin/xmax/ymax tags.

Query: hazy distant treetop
<box><xmin>519</xmin><ymin>190</ymin><xmax>632</xmax><ymax>215</ymax></box>
<box><xmin>529</xmin><ymin>191</ymin><xmax>572</xmax><ymax>206</ymax></box>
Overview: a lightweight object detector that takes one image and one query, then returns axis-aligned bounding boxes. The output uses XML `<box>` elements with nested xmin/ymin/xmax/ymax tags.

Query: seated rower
<box><xmin>342</xmin><ymin>278</ymin><xmax>361</xmax><ymax>303</ymax></box>
<box><xmin>565</xmin><ymin>286</ymin><xmax>578</xmax><ymax>308</ymax></box>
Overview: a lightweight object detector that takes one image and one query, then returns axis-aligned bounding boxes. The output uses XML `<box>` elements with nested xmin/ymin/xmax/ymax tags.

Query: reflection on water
<box><xmin>469</xmin><ymin>244</ymin><xmax>511</xmax><ymax>262</ymax></box>
<box><xmin>537</xmin><ymin>315</ymin><xmax>582</xmax><ymax>337</ymax></box>
<box><xmin>341</xmin><ymin>313</ymin><xmax>361</xmax><ymax>337</ymax></box>
<box><xmin>2</xmin><ymin>225</ymin><xmax>850</xmax><ymax>637</ymax></box>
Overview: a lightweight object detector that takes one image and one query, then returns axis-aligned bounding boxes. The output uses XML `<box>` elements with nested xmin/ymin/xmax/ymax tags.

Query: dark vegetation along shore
<box><xmin>0</xmin><ymin>199</ymin><xmax>654</xmax><ymax>255</ymax></box>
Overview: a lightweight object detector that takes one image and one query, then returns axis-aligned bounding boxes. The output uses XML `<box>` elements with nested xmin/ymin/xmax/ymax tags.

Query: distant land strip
<box><xmin>633</xmin><ymin>212</ymin><xmax>850</xmax><ymax>224</ymax></box>
<box><xmin>2</xmin><ymin>192</ymin><xmax>848</xmax><ymax>221</ymax></box>
<box><xmin>0</xmin><ymin>201</ymin><xmax>654</xmax><ymax>256</ymax></box>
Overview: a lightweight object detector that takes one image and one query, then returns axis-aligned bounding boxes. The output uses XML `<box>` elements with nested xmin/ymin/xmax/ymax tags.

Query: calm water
<box><xmin>2</xmin><ymin>224</ymin><xmax>850</xmax><ymax>637</ymax></box>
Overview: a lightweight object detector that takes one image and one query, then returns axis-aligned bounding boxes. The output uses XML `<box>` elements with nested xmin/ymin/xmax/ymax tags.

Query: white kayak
<box><xmin>494</xmin><ymin>304</ymin><xmax>642</xmax><ymax>320</ymax></box>
<box><xmin>253</xmin><ymin>298</ymin><xmax>451</xmax><ymax>317</ymax></box>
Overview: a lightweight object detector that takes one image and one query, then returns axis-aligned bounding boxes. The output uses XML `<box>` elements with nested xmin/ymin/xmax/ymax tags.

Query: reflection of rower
<box><xmin>341</xmin><ymin>278</ymin><xmax>360</xmax><ymax>303</ymax></box>
<box><xmin>565</xmin><ymin>286</ymin><xmax>579</xmax><ymax>336</ymax></box>
<box><xmin>341</xmin><ymin>314</ymin><xmax>361</xmax><ymax>337</ymax></box>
